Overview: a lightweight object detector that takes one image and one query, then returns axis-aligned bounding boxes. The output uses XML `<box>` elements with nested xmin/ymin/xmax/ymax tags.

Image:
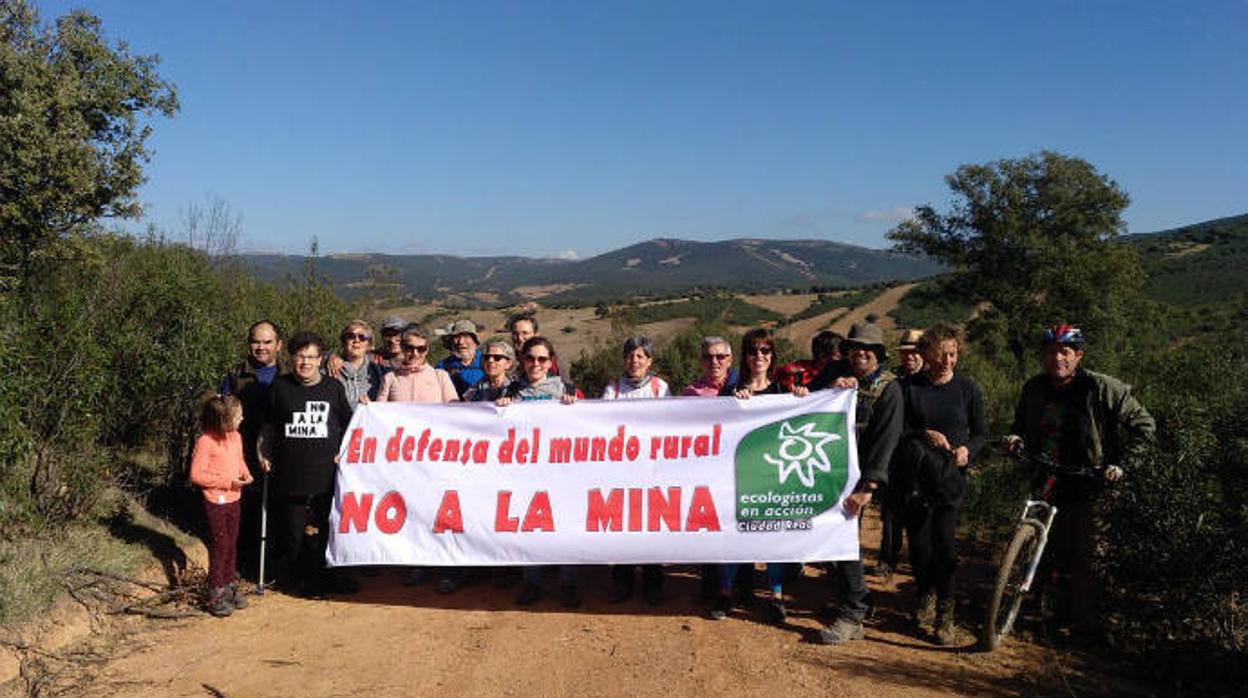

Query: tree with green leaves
<box><xmin>0</xmin><ymin>0</ymin><xmax>178</xmax><ymax>289</ymax></box>
<box><xmin>888</xmin><ymin>151</ymin><xmax>1144</xmax><ymax>372</ymax></box>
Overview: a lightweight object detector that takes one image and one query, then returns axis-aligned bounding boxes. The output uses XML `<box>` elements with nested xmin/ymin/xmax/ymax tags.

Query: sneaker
<box><xmin>766</xmin><ymin>598</ymin><xmax>788</xmax><ymax>625</ymax></box>
<box><xmin>707</xmin><ymin>595</ymin><xmax>732</xmax><ymax>621</ymax></box>
<box><xmin>914</xmin><ymin>591</ymin><xmax>937</xmax><ymax>630</ymax></box>
<box><xmin>559</xmin><ymin>584</ymin><xmax>582</xmax><ymax>609</ymax></box>
<box><xmin>515</xmin><ymin>583</ymin><xmax>542</xmax><ymax>606</ymax></box>
<box><xmin>400</xmin><ymin>568</ymin><xmax>427</xmax><ymax>587</ymax></box>
<box><xmin>816</xmin><ymin>617</ymin><xmax>865</xmax><ymax>646</ymax></box>
<box><xmin>228</xmin><ymin>584</ymin><xmax>249</xmax><ymax>610</ymax></box>
<box><xmin>206</xmin><ymin>588</ymin><xmax>233</xmax><ymax>618</ymax></box>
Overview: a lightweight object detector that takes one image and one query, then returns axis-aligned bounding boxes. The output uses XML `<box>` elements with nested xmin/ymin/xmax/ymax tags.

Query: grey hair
<box><xmin>400</xmin><ymin>324</ymin><xmax>429</xmax><ymax>343</ymax></box>
<box><xmin>699</xmin><ymin>336</ymin><xmax>731</xmax><ymax>355</ymax></box>
<box><xmin>622</xmin><ymin>335</ymin><xmax>654</xmax><ymax>358</ymax></box>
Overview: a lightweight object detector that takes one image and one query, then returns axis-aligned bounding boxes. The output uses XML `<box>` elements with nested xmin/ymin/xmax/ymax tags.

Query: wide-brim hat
<box><xmin>844</xmin><ymin>322</ymin><xmax>886</xmax><ymax>349</ymax></box>
<box><xmin>898</xmin><ymin>329</ymin><xmax>923</xmax><ymax>351</ymax></box>
<box><xmin>438</xmin><ymin>319</ymin><xmax>480</xmax><ymax>347</ymax></box>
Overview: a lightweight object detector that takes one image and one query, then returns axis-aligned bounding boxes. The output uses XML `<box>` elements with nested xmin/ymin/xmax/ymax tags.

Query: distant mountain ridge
<box><xmin>243</xmin><ymin>237</ymin><xmax>942</xmax><ymax>305</ymax></box>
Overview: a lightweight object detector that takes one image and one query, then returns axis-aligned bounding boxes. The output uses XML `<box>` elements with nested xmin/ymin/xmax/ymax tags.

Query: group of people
<box><xmin>188</xmin><ymin>309</ymin><xmax>1153</xmax><ymax>647</ymax></box>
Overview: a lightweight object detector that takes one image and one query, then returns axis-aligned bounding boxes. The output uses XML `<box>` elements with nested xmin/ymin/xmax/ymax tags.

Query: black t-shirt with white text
<box><xmin>266</xmin><ymin>374</ymin><xmax>353</xmax><ymax>497</ymax></box>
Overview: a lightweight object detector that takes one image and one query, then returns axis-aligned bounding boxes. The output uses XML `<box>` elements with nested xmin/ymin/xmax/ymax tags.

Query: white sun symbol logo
<box><xmin>762</xmin><ymin>421</ymin><xmax>840</xmax><ymax>488</ymax></box>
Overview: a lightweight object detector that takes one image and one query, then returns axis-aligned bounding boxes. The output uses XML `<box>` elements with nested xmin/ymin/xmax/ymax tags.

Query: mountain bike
<box><xmin>981</xmin><ymin>449</ymin><xmax>1101</xmax><ymax>651</ymax></box>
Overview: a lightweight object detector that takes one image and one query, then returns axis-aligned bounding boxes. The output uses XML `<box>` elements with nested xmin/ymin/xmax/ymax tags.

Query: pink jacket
<box><xmin>377</xmin><ymin>365</ymin><xmax>458</xmax><ymax>403</ymax></box>
<box><xmin>189</xmin><ymin>432</ymin><xmax>251</xmax><ymax>504</ymax></box>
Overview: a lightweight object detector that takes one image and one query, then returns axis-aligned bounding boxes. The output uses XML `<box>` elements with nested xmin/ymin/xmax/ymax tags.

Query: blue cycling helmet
<box><xmin>1042</xmin><ymin>324</ymin><xmax>1084</xmax><ymax>346</ymax></box>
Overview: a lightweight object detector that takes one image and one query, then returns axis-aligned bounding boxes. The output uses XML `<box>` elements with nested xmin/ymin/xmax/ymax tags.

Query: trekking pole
<box><xmin>257</xmin><ymin>471</ymin><xmax>270</xmax><ymax>595</ymax></box>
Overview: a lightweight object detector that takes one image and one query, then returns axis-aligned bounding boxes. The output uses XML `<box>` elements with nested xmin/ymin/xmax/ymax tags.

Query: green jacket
<box><xmin>1011</xmin><ymin>368</ymin><xmax>1155</xmax><ymax>471</ymax></box>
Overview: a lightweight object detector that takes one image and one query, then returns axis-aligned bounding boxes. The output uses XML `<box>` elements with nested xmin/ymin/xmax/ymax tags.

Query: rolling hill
<box><xmin>1127</xmin><ymin>213</ymin><xmax>1248</xmax><ymax>306</ymax></box>
<box><xmin>244</xmin><ymin>237</ymin><xmax>941</xmax><ymax>305</ymax></box>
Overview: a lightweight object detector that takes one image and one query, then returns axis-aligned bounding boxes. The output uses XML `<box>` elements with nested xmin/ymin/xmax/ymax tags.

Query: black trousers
<box><xmin>611</xmin><ymin>564</ymin><xmax>663</xmax><ymax>592</ymax></box>
<box><xmin>905</xmin><ymin>501</ymin><xmax>960</xmax><ymax>601</ymax></box>
<box><xmin>272</xmin><ymin>493</ymin><xmax>333</xmax><ymax>585</ymax></box>
<box><xmin>878</xmin><ymin>488</ymin><xmax>905</xmax><ymax>568</ymax></box>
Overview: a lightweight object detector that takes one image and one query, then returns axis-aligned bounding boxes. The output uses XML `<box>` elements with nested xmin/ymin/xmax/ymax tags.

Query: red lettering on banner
<box><xmin>375</xmin><ymin>491</ymin><xmax>406</xmax><ymax>534</ymax></box>
<box><xmin>628</xmin><ymin>488</ymin><xmax>643</xmax><ymax>531</ymax></box>
<box><xmin>416</xmin><ymin>428</ymin><xmax>431</xmax><ymax>460</ymax></box>
<box><xmin>694</xmin><ymin>433</ymin><xmax>709</xmax><ymax>457</ymax></box>
<box><xmin>428</xmin><ymin>438</ymin><xmax>443</xmax><ymax>461</ymax></box>
<box><xmin>433</xmin><ymin>491</ymin><xmax>464</xmax><ymax>533</ymax></box>
<box><xmin>472</xmin><ymin>440</ymin><xmax>489</xmax><ymax>464</ymax></box>
<box><xmin>401</xmin><ymin>435</ymin><xmax>415</xmax><ymax>461</ymax></box>
<box><xmin>712</xmin><ymin>424</ymin><xmax>721</xmax><ymax>455</ymax></box>
<box><xmin>648</xmin><ymin>487</ymin><xmax>682</xmax><ymax>531</ymax></box>
<box><xmin>495</xmin><ymin>491</ymin><xmax>520</xmax><ymax>532</ymax></box>
<box><xmin>626</xmin><ymin>435</ymin><xmax>640</xmax><ymax>460</ymax></box>
<box><xmin>385</xmin><ymin>428</ymin><xmax>404</xmax><ymax>461</ymax></box>
<box><xmin>685</xmin><ymin>486</ymin><xmax>721</xmax><ymax>531</ymax></box>
<box><xmin>362</xmin><ymin>435</ymin><xmax>377</xmax><ymax>462</ymax></box>
<box><xmin>338</xmin><ymin>492</ymin><xmax>374</xmax><ymax>532</ymax></box>
<box><xmin>586</xmin><ymin>489</ymin><xmax>624</xmax><ymax>531</ymax></box>
<box><xmin>346</xmin><ymin>429</ymin><xmax>363</xmax><ymax>464</ymax></box>
<box><xmin>650</xmin><ymin>437</ymin><xmax>660</xmax><ymax>460</ymax></box>
<box><xmin>499</xmin><ymin>428</ymin><xmax>539</xmax><ymax>464</ymax></box>
<box><xmin>522</xmin><ymin>491</ymin><xmax>555</xmax><ymax>532</ymax></box>
<box><xmin>442</xmin><ymin>439</ymin><xmax>460</xmax><ymax>462</ymax></box>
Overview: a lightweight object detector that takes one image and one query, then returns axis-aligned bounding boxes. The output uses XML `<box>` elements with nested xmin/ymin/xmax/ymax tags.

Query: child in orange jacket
<box><xmin>190</xmin><ymin>394</ymin><xmax>253</xmax><ymax>617</ymax></box>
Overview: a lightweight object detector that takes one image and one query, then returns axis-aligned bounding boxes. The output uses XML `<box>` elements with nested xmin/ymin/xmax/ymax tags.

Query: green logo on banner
<box><xmin>735</xmin><ymin>412</ymin><xmax>849</xmax><ymax>525</ymax></box>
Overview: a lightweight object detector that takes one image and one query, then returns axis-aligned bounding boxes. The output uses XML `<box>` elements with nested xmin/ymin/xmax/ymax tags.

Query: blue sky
<box><xmin>36</xmin><ymin>0</ymin><xmax>1248</xmax><ymax>258</ymax></box>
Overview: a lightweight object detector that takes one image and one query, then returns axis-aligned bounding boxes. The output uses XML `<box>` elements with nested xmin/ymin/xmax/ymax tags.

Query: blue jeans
<box><xmin>718</xmin><ymin>563</ymin><xmax>787</xmax><ymax>594</ymax></box>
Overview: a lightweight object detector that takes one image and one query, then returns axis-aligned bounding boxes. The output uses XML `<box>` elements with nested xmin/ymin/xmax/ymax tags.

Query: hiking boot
<box><xmin>817</xmin><ymin>617</ymin><xmax>865</xmax><ymax>646</ymax></box>
<box><xmin>206</xmin><ymin>588</ymin><xmax>233</xmax><ymax>618</ymax></box>
<box><xmin>914</xmin><ymin>591</ymin><xmax>937</xmax><ymax>630</ymax></box>
<box><xmin>766</xmin><ymin>598</ymin><xmax>788</xmax><ymax>625</ymax></box>
<box><xmin>870</xmin><ymin>562</ymin><xmax>895</xmax><ymax>583</ymax></box>
<box><xmin>228</xmin><ymin>584</ymin><xmax>249</xmax><ymax>610</ymax></box>
<box><xmin>515</xmin><ymin>583</ymin><xmax>543</xmax><ymax>606</ymax></box>
<box><xmin>707</xmin><ymin>595</ymin><xmax>732</xmax><ymax>621</ymax></box>
<box><xmin>935</xmin><ymin>599</ymin><xmax>962</xmax><ymax>646</ymax></box>
<box><xmin>559</xmin><ymin>584</ymin><xmax>582</xmax><ymax>609</ymax></box>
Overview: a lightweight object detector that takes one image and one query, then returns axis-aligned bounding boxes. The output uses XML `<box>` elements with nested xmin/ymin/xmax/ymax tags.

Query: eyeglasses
<box><xmin>401</xmin><ymin>343</ymin><xmax>429</xmax><ymax>354</ymax></box>
<box><xmin>746</xmin><ymin>346</ymin><xmax>773</xmax><ymax>357</ymax></box>
<box><xmin>342</xmin><ymin>332</ymin><xmax>371</xmax><ymax>342</ymax></box>
<box><xmin>483</xmin><ymin>354</ymin><xmax>512</xmax><ymax>362</ymax></box>
<box><xmin>292</xmin><ymin>353</ymin><xmax>321</xmax><ymax>363</ymax></box>
<box><xmin>523</xmin><ymin>354</ymin><xmax>551</xmax><ymax>365</ymax></box>
<box><xmin>701</xmin><ymin>352</ymin><xmax>732</xmax><ymax>362</ymax></box>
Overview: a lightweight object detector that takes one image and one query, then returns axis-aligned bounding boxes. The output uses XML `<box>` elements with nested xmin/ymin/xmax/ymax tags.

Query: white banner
<box><xmin>327</xmin><ymin>390</ymin><xmax>860</xmax><ymax>566</ymax></box>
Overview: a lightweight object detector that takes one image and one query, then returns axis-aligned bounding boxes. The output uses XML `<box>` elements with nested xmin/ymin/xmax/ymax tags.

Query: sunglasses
<box><xmin>483</xmin><ymin>353</ymin><xmax>512</xmax><ymax>362</ymax></box>
<box><xmin>401</xmin><ymin>343</ymin><xmax>429</xmax><ymax>354</ymax></box>
<box><xmin>746</xmin><ymin>346</ymin><xmax>773</xmax><ymax>357</ymax></box>
<box><xmin>342</xmin><ymin>332</ymin><xmax>371</xmax><ymax>342</ymax></box>
<box><xmin>523</xmin><ymin>354</ymin><xmax>552</xmax><ymax>365</ymax></box>
<box><xmin>701</xmin><ymin>352</ymin><xmax>732</xmax><ymax>362</ymax></box>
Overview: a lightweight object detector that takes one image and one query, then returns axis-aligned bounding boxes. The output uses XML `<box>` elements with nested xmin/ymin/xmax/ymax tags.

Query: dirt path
<box><xmin>828</xmin><ymin>284</ymin><xmax>917</xmax><ymax>335</ymax></box>
<box><xmin>43</xmin><ymin>511</ymin><xmax>1132</xmax><ymax>698</ymax></box>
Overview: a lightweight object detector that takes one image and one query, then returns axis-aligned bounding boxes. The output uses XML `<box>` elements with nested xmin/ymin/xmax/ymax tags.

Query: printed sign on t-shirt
<box><xmin>286</xmin><ymin>401</ymin><xmax>329</xmax><ymax>438</ymax></box>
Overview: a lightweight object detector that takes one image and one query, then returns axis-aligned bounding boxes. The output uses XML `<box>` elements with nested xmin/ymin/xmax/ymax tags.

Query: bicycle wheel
<box><xmin>982</xmin><ymin>520</ymin><xmax>1044</xmax><ymax>651</ymax></box>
